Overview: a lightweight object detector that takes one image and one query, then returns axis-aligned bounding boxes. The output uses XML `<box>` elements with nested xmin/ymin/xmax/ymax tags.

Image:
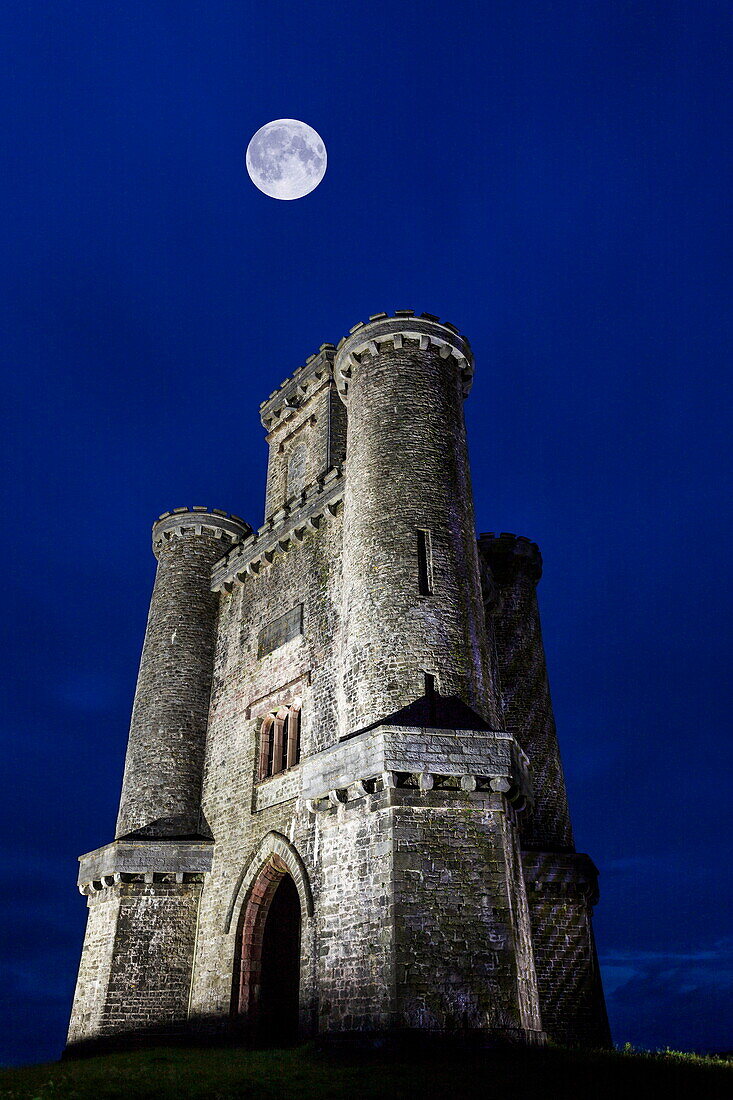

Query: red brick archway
<box><xmin>232</xmin><ymin>854</ymin><xmax>301</xmax><ymax>1038</ymax></box>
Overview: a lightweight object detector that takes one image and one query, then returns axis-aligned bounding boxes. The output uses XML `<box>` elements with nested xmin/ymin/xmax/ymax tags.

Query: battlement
<box><xmin>259</xmin><ymin>344</ymin><xmax>337</xmax><ymax>431</ymax></box>
<box><xmin>478</xmin><ymin>532</ymin><xmax>543</xmax><ymax>583</ymax></box>
<box><xmin>211</xmin><ymin>466</ymin><xmax>344</xmax><ymax>592</ymax></box>
<box><xmin>333</xmin><ymin>311</ymin><xmax>475</xmax><ymax>401</ymax></box>
<box><xmin>152</xmin><ymin>507</ymin><xmax>252</xmax><ymax>556</ymax></box>
<box><xmin>522</xmin><ymin>851</ymin><xmax>600</xmax><ymax>906</ymax></box>
<box><xmin>77</xmin><ymin>838</ymin><xmax>214</xmax><ymax>893</ymax></box>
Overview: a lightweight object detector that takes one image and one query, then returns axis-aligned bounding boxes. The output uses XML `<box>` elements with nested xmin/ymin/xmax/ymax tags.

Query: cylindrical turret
<box><xmin>115</xmin><ymin>507</ymin><xmax>250</xmax><ymax>838</ymax></box>
<box><xmin>335</xmin><ymin>311</ymin><xmax>499</xmax><ymax>735</ymax></box>
<box><xmin>478</xmin><ymin>532</ymin><xmax>574</xmax><ymax>851</ymax></box>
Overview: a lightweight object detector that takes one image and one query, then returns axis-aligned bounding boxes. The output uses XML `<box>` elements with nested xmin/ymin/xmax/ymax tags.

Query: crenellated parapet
<box><xmin>334</xmin><ymin>311</ymin><xmax>474</xmax><ymax>401</ymax></box>
<box><xmin>478</xmin><ymin>532</ymin><xmax>543</xmax><ymax>585</ymax></box>
<box><xmin>211</xmin><ymin>467</ymin><xmax>343</xmax><ymax>592</ymax></box>
<box><xmin>259</xmin><ymin>343</ymin><xmax>336</xmax><ymax>431</ymax></box>
<box><xmin>522</xmin><ymin>851</ymin><xmax>600</xmax><ymax>906</ymax></box>
<box><xmin>152</xmin><ymin>507</ymin><xmax>251</xmax><ymax>557</ymax></box>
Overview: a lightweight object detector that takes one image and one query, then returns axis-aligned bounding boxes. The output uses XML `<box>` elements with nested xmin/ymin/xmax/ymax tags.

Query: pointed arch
<box><xmin>256</xmin><ymin>701</ymin><xmax>302</xmax><ymax>781</ymax></box>
<box><xmin>224</xmin><ymin>831</ymin><xmax>313</xmax><ymax>935</ymax></box>
<box><xmin>227</xmin><ymin>833</ymin><xmax>313</xmax><ymax>1032</ymax></box>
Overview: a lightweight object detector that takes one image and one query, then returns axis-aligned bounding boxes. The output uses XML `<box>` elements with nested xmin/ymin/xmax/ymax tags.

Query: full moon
<box><xmin>246</xmin><ymin>119</ymin><xmax>327</xmax><ymax>200</ymax></box>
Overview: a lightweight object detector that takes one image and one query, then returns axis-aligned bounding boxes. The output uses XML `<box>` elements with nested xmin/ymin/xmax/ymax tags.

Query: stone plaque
<box><xmin>287</xmin><ymin>443</ymin><xmax>307</xmax><ymax>497</ymax></box>
<box><xmin>258</xmin><ymin>604</ymin><xmax>303</xmax><ymax>659</ymax></box>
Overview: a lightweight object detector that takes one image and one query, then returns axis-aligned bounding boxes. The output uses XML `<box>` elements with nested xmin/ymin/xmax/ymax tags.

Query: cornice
<box><xmin>211</xmin><ymin>466</ymin><xmax>344</xmax><ymax>592</ymax></box>
<box><xmin>152</xmin><ymin>508</ymin><xmax>251</xmax><ymax>558</ymax></box>
<box><xmin>333</xmin><ymin>311</ymin><xmax>475</xmax><ymax>401</ymax></box>
<box><xmin>259</xmin><ymin>345</ymin><xmax>336</xmax><ymax>431</ymax></box>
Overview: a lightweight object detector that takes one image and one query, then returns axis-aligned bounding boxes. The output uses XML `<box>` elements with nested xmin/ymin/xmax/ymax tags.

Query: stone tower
<box><xmin>67</xmin><ymin>311</ymin><xmax>610</xmax><ymax>1051</ymax></box>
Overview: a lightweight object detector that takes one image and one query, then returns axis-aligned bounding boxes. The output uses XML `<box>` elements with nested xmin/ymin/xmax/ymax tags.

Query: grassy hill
<box><xmin>1</xmin><ymin>1042</ymin><xmax>731</xmax><ymax>1099</ymax></box>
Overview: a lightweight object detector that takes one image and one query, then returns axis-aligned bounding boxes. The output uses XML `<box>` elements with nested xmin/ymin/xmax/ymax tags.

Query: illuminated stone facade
<box><xmin>67</xmin><ymin>311</ymin><xmax>610</xmax><ymax>1050</ymax></box>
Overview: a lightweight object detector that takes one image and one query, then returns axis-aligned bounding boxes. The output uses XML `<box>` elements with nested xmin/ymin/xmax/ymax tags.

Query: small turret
<box><xmin>115</xmin><ymin>507</ymin><xmax>251</xmax><ymax>839</ymax></box>
<box><xmin>478</xmin><ymin>532</ymin><xmax>574</xmax><ymax>851</ymax></box>
<box><xmin>335</xmin><ymin>311</ymin><xmax>498</xmax><ymax>735</ymax></box>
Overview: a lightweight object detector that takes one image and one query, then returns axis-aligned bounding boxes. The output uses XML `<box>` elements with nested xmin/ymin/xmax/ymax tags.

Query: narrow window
<box><xmin>417</xmin><ymin>529</ymin><xmax>432</xmax><ymax>595</ymax></box>
<box><xmin>258</xmin><ymin>715</ymin><xmax>274</xmax><ymax>781</ymax></box>
<box><xmin>258</xmin><ymin>701</ymin><xmax>302</xmax><ymax>780</ymax></box>
<box><xmin>424</xmin><ymin>672</ymin><xmax>437</xmax><ymax>724</ymax></box>
<box><xmin>272</xmin><ymin>707</ymin><xmax>288</xmax><ymax>776</ymax></box>
<box><xmin>280</xmin><ymin>713</ymin><xmax>290</xmax><ymax>772</ymax></box>
<box><xmin>287</xmin><ymin>699</ymin><xmax>301</xmax><ymax>769</ymax></box>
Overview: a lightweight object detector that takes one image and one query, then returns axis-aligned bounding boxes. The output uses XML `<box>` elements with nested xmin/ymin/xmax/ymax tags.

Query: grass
<box><xmin>0</xmin><ymin>1042</ymin><xmax>731</xmax><ymax>1100</ymax></box>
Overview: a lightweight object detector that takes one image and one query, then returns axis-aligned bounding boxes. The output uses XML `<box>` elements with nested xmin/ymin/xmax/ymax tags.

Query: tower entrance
<box><xmin>234</xmin><ymin>856</ymin><xmax>301</xmax><ymax>1044</ymax></box>
<box><xmin>259</xmin><ymin>873</ymin><xmax>300</xmax><ymax>1042</ymax></box>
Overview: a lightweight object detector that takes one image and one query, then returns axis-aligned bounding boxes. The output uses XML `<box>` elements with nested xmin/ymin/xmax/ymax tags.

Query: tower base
<box><xmin>522</xmin><ymin>852</ymin><xmax>612</xmax><ymax>1048</ymax></box>
<box><xmin>66</xmin><ymin>840</ymin><xmax>212</xmax><ymax>1050</ymax></box>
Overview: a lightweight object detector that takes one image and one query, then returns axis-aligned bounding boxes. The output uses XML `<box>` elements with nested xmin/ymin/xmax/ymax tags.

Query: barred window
<box><xmin>258</xmin><ymin>699</ymin><xmax>302</xmax><ymax>781</ymax></box>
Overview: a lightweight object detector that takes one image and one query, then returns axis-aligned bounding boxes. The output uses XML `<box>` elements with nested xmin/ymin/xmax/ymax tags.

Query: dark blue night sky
<box><xmin>2</xmin><ymin>1</ymin><xmax>731</xmax><ymax>1066</ymax></box>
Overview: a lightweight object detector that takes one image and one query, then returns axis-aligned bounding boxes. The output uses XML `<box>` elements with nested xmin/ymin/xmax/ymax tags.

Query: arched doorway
<box><xmin>259</xmin><ymin>873</ymin><xmax>300</xmax><ymax>1041</ymax></box>
<box><xmin>233</xmin><ymin>855</ymin><xmax>302</xmax><ymax>1044</ymax></box>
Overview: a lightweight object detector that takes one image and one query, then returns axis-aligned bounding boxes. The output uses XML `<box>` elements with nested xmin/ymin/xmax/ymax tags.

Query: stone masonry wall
<box><xmin>392</xmin><ymin>792</ymin><xmax>542</xmax><ymax>1036</ymax></box>
<box><xmin>116</xmin><ymin>514</ymin><xmax>247</xmax><ymax>839</ymax></box>
<box><xmin>70</xmin><ymin>312</ymin><xmax>610</xmax><ymax>1051</ymax></box>
<box><xmin>479</xmin><ymin>533</ymin><xmax>611</xmax><ymax>1045</ymax></box>
<box><xmin>523</xmin><ymin>852</ymin><xmax>611</xmax><ymax>1047</ymax></box>
<box><xmin>315</xmin><ymin>796</ymin><xmax>395</xmax><ymax>1032</ymax></box>
<box><xmin>262</xmin><ymin>357</ymin><xmax>346</xmax><ymax>521</ymax></box>
<box><xmin>188</xmin><ymin>503</ymin><xmax>344</xmax><ymax>1024</ymax></box>
<box><xmin>67</xmin><ymin>889</ymin><xmax>121</xmax><ymax>1044</ymax></box>
<box><xmin>478</xmin><ymin>533</ymin><xmax>573</xmax><ymax>851</ymax></box>
<box><xmin>99</xmin><ymin>880</ymin><xmax>203</xmax><ymax>1038</ymax></box>
<box><xmin>68</xmin><ymin>879</ymin><xmax>203</xmax><ymax>1046</ymax></box>
<box><xmin>337</xmin><ymin>318</ymin><xmax>499</xmax><ymax>737</ymax></box>
<box><xmin>188</xmin><ymin>318</ymin><xmax>545</xmax><ymax>1042</ymax></box>
<box><xmin>525</xmin><ymin>892</ymin><xmax>609</xmax><ymax>1047</ymax></box>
